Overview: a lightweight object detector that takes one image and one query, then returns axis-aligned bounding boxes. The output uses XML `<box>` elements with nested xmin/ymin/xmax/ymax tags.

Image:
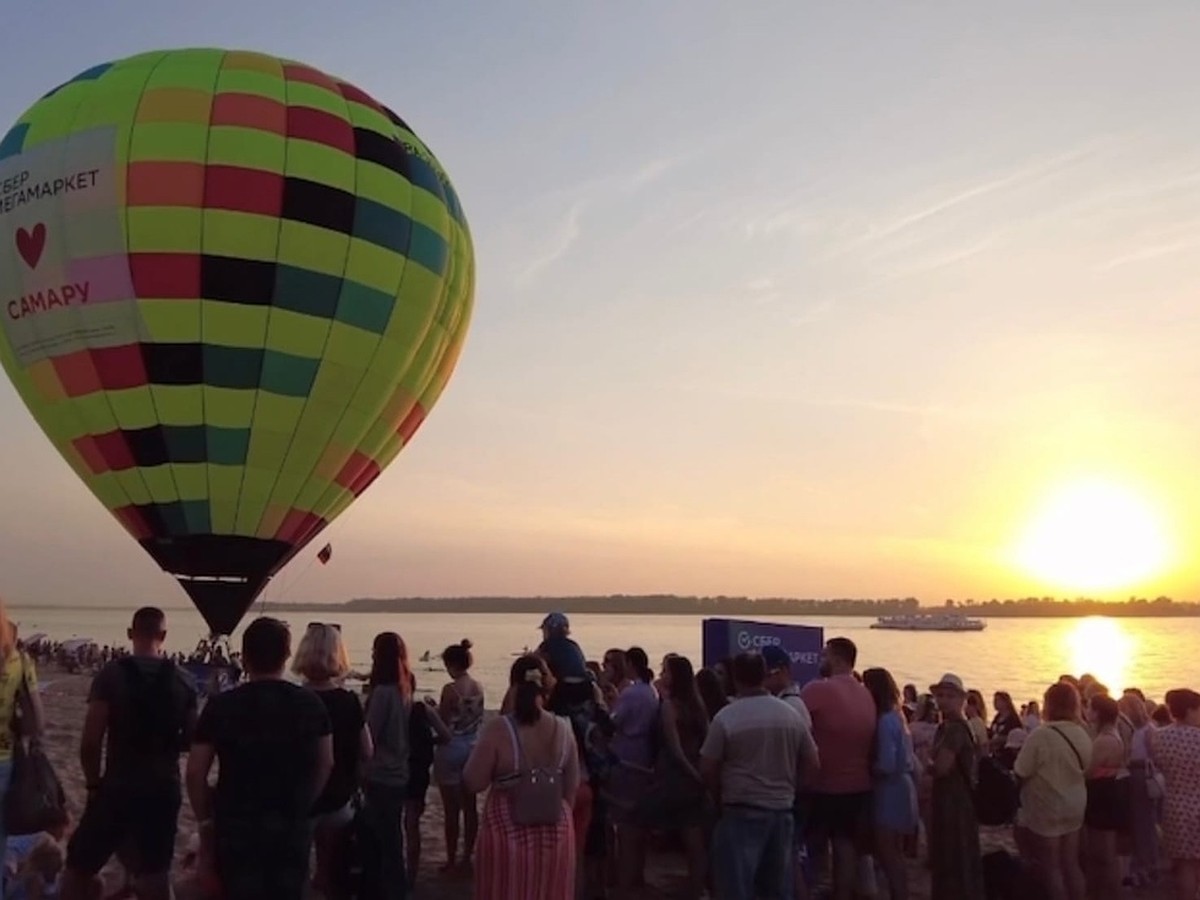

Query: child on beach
<box><xmin>6</xmin><ymin>831</ymin><xmax>65</xmax><ymax>899</ymax></box>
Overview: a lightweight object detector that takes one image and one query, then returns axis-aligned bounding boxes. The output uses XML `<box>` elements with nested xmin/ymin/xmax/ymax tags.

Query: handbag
<box><xmin>1146</xmin><ymin>761</ymin><xmax>1167</xmax><ymax>801</ymax></box>
<box><xmin>4</xmin><ymin>738</ymin><xmax>66</xmax><ymax>837</ymax></box>
<box><xmin>4</xmin><ymin>652</ymin><xmax>66</xmax><ymax>835</ymax></box>
<box><xmin>506</xmin><ymin>716</ymin><xmax>567</xmax><ymax>827</ymax></box>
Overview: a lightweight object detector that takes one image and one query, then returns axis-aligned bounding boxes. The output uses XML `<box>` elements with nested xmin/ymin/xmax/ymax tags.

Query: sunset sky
<box><xmin>3</xmin><ymin>2</ymin><xmax>1200</xmax><ymax>607</ymax></box>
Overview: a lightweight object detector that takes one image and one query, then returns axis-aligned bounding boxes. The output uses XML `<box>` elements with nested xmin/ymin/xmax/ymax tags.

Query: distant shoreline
<box><xmin>16</xmin><ymin>596</ymin><xmax>1200</xmax><ymax>619</ymax></box>
<box><xmin>267</xmin><ymin>596</ymin><xmax>1200</xmax><ymax>619</ymax></box>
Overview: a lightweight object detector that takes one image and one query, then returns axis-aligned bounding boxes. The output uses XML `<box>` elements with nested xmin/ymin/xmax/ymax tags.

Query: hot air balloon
<box><xmin>0</xmin><ymin>49</ymin><xmax>474</xmax><ymax>635</ymax></box>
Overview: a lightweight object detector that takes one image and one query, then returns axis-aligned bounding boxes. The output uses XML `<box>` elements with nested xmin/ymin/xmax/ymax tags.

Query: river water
<box><xmin>9</xmin><ymin>606</ymin><xmax>1193</xmax><ymax>707</ymax></box>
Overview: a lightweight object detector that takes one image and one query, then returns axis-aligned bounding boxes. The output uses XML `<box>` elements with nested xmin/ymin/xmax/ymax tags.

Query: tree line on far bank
<box><xmin>272</xmin><ymin>594</ymin><xmax>1200</xmax><ymax>617</ymax></box>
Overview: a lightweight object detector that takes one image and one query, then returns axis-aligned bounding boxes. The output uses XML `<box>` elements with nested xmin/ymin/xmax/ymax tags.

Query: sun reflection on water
<box><xmin>1066</xmin><ymin>617</ymin><xmax>1134</xmax><ymax>691</ymax></box>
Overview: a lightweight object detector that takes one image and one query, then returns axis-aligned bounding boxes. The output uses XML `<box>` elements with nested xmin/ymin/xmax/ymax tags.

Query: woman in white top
<box><xmin>1013</xmin><ymin>683</ymin><xmax>1092</xmax><ymax>900</ymax></box>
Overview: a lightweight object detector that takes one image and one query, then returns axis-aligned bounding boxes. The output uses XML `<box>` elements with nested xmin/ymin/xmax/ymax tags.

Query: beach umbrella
<box><xmin>0</xmin><ymin>49</ymin><xmax>475</xmax><ymax>635</ymax></box>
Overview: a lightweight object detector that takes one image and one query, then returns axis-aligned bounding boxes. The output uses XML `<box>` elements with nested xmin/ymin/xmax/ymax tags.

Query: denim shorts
<box><xmin>712</xmin><ymin>805</ymin><xmax>794</xmax><ymax>900</ymax></box>
<box><xmin>434</xmin><ymin>734</ymin><xmax>476</xmax><ymax>787</ymax></box>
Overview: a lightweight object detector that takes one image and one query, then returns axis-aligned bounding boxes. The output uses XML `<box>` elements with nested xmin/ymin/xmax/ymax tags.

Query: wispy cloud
<box><xmin>850</xmin><ymin>146</ymin><xmax>1097</xmax><ymax>248</ymax></box>
<box><xmin>872</xmin><ymin>236</ymin><xmax>997</xmax><ymax>284</ymax></box>
<box><xmin>513</xmin><ymin>154</ymin><xmax>684</xmax><ymax>288</ymax></box>
<box><xmin>674</xmin><ymin>382</ymin><xmax>998</xmax><ymax>423</ymax></box>
<box><xmin>789</xmin><ymin>299</ymin><xmax>834</xmax><ymax>326</ymax></box>
<box><xmin>1095</xmin><ymin>230</ymin><xmax>1200</xmax><ymax>272</ymax></box>
<box><xmin>514</xmin><ymin>201</ymin><xmax>584</xmax><ymax>287</ymax></box>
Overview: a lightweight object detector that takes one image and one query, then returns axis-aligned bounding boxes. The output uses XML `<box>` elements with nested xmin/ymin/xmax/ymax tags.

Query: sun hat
<box><xmin>929</xmin><ymin>673</ymin><xmax>966</xmax><ymax>695</ymax></box>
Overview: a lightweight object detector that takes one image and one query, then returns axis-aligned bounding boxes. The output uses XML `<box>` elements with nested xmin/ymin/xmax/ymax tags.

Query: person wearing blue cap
<box><xmin>536</xmin><ymin>613</ymin><xmax>590</xmax><ymax>708</ymax></box>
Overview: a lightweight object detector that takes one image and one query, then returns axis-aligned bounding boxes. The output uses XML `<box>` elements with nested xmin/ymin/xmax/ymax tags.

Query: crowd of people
<box><xmin>0</xmin><ymin>603</ymin><xmax>1198</xmax><ymax>900</ymax></box>
<box><xmin>20</xmin><ymin>636</ymin><xmax>241</xmax><ymax>679</ymax></box>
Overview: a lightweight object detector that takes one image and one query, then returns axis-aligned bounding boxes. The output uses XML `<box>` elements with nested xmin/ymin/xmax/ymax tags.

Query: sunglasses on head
<box><xmin>307</xmin><ymin>622</ymin><xmax>342</xmax><ymax>632</ymax></box>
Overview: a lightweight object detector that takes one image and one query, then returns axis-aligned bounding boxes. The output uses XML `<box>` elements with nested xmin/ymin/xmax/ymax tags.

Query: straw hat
<box><xmin>929</xmin><ymin>673</ymin><xmax>966</xmax><ymax>695</ymax></box>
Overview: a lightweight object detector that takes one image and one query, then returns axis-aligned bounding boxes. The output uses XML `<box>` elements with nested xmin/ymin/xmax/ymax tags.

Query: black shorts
<box><xmin>1085</xmin><ymin>777</ymin><xmax>1130</xmax><ymax>833</ymax></box>
<box><xmin>67</xmin><ymin>782</ymin><xmax>181</xmax><ymax>876</ymax></box>
<box><xmin>216</xmin><ymin>815</ymin><xmax>312</xmax><ymax>900</ymax></box>
<box><xmin>808</xmin><ymin>791</ymin><xmax>872</xmax><ymax>842</ymax></box>
<box><xmin>406</xmin><ymin>767</ymin><xmax>431</xmax><ymax>804</ymax></box>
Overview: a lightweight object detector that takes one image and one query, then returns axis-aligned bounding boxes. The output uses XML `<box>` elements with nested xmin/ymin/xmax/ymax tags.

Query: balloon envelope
<box><xmin>0</xmin><ymin>49</ymin><xmax>475</xmax><ymax>634</ymax></box>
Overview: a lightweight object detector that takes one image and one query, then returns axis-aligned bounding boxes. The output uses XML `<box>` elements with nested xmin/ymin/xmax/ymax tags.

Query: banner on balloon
<box><xmin>0</xmin><ymin>126</ymin><xmax>137</xmax><ymax>366</ymax></box>
<box><xmin>701</xmin><ymin>618</ymin><xmax>825</xmax><ymax>687</ymax></box>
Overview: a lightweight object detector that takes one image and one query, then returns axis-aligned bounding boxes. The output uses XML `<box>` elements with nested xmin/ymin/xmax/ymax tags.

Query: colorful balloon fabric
<box><xmin>0</xmin><ymin>49</ymin><xmax>475</xmax><ymax>634</ymax></box>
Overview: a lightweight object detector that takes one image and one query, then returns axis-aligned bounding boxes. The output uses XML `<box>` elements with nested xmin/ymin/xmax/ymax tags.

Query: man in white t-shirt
<box><xmin>700</xmin><ymin>652</ymin><xmax>810</xmax><ymax>900</ymax></box>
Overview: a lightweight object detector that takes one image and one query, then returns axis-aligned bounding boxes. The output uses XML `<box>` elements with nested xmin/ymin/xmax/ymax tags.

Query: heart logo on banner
<box><xmin>15</xmin><ymin>224</ymin><xmax>46</xmax><ymax>269</ymax></box>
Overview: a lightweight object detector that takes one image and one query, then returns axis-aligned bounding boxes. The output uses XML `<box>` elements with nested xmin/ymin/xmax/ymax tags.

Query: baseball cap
<box><xmin>540</xmin><ymin>612</ymin><xmax>570</xmax><ymax>632</ymax></box>
<box><xmin>761</xmin><ymin>645</ymin><xmax>791</xmax><ymax>673</ymax></box>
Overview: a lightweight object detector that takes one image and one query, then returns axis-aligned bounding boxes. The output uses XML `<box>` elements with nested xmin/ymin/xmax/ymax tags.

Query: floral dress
<box><xmin>1151</xmin><ymin>723</ymin><xmax>1200</xmax><ymax>859</ymax></box>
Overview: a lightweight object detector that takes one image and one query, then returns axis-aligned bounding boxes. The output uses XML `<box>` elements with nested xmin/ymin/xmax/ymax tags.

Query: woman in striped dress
<box><xmin>464</xmin><ymin>654</ymin><xmax>580</xmax><ymax>900</ymax></box>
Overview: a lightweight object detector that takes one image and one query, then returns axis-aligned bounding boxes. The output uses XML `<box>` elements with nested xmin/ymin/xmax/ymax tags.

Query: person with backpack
<box><xmin>60</xmin><ymin>607</ymin><xmax>198</xmax><ymax>900</ymax></box>
<box><xmin>464</xmin><ymin>654</ymin><xmax>580</xmax><ymax>900</ymax></box>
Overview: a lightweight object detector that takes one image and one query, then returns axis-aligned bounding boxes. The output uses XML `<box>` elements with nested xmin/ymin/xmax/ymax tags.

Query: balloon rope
<box><xmin>261</xmin><ymin>553</ymin><xmax>320</xmax><ymax>616</ymax></box>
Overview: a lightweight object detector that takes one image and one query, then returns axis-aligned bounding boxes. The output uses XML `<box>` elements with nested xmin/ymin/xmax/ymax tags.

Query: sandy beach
<box><xmin>34</xmin><ymin>666</ymin><xmax>1172</xmax><ymax>900</ymax></box>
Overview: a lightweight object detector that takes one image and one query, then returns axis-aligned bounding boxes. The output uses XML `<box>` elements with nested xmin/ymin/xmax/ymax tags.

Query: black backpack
<box><xmin>118</xmin><ymin>657</ymin><xmax>183</xmax><ymax>754</ymax></box>
<box><xmin>974</xmin><ymin>754</ymin><xmax>1020</xmax><ymax>826</ymax></box>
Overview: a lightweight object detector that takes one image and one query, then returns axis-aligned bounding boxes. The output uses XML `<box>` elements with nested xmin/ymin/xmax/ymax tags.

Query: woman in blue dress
<box><xmin>863</xmin><ymin>667</ymin><xmax>918</xmax><ymax>900</ymax></box>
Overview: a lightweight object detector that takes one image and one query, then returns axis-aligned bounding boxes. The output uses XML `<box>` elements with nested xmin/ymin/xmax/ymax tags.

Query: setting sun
<box><xmin>1013</xmin><ymin>477</ymin><xmax>1175</xmax><ymax>594</ymax></box>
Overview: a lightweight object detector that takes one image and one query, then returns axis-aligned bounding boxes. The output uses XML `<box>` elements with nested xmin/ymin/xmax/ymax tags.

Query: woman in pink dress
<box><xmin>464</xmin><ymin>655</ymin><xmax>580</xmax><ymax>900</ymax></box>
<box><xmin>1149</xmin><ymin>688</ymin><xmax>1200</xmax><ymax>900</ymax></box>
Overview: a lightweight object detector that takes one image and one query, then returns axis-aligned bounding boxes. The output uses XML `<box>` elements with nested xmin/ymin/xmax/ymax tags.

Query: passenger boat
<box><xmin>870</xmin><ymin>614</ymin><xmax>987</xmax><ymax>632</ymax></box>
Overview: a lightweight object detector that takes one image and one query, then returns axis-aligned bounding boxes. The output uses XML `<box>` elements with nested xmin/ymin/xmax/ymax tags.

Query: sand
<box><xmin>34</xmin><ymin>667</ymin><xmax>1174</xmax><ymax>900</ymax></box>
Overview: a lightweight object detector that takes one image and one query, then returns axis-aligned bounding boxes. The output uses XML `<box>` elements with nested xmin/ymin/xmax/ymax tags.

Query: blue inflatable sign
<box><xmin>183</xmin><ymin>662</ymin><xmax>241</xmax><ymax>698</ymax></box>
<box><xmin>702</xmin><ymin>618</ymin><xmax>825</xmax><ymax>687</ymax></box>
